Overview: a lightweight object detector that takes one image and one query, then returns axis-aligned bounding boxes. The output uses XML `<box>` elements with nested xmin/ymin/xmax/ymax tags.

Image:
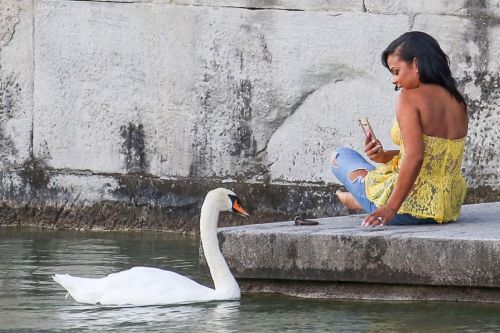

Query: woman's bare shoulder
<box><xmin>398</xmin><ymin>85</ymin><xmax>457</xmax><ymax>111</ymax></box>
<box><xmin>395</xmin><ymin>89</ymin><xmax>420</xmax><ymax>112</ymax></box>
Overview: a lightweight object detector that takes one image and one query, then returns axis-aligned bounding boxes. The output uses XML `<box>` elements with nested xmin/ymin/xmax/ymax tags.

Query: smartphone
<box><xmin>359</xmin><ymin>118</ymin><xmax>377</xmax><ymax>140</ymax></box>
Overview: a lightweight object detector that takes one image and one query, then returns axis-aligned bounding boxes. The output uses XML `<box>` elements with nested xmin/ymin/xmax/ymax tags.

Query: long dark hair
<box><xmin>381</xmin><ymin>31</ymin><xmax>466</xmax><ymax>107</ymax></box>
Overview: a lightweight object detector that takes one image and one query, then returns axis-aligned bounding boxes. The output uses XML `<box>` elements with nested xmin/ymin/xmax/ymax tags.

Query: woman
<box><xmin>331</xmin><ymin>31</ymin><xmax>468</xmax><ymax>226</ymax></box>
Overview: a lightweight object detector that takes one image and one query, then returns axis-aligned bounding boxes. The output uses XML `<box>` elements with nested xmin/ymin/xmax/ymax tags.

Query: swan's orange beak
<box><xmin>233</xmin><ymin>200</ymin><xmax>250</xmax><ymax>218</ymax></box>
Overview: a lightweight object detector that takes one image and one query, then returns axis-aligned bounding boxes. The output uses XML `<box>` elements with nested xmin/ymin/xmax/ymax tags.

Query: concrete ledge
<box><xmin>239</xmin><ymin>280</ymin><xmax>500</xmax><ymax>303</ymax></box>
<box><xmin>216</xmin><ymin>202</ymin><xmax>500</xmax><ymax>301</ymax></box>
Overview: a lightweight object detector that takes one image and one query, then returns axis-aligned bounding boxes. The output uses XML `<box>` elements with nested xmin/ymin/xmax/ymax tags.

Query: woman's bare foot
<box><xmin>336</xmin><ymin>190</ymin><xmax>363</xmax><ymax>212</ymax></box>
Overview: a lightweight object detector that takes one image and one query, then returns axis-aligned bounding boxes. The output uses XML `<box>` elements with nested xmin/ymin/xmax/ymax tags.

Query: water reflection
<box><xmin>1</xmin><ymin>227</ymin><xmax>500</xmax><ymax>332</ymax></box>
<box><xmin>54</xmin><ymin>301</ymin><xmax>241</xmax><ymax>332</ymax></box>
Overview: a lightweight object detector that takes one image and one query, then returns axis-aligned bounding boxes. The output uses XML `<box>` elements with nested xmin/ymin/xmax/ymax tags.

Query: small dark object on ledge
<box><xmin>294</xmin><ymin>216</ymin><xmax>319</xmax><ymax>226</ymax></box>
<box><xmin>293</xmin><ymin>201</ymin><xmax>319</xmax><ymax>225</ymax></box>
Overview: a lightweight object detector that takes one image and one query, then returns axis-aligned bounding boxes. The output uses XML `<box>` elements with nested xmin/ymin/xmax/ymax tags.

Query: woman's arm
<box><xmin>363</xmin><ymin>91</ymin><xmax>424</xmax><ymax>226</ymax></box>
<box><xmin>384</xmin><ymin>150</ymin><xmax>400</xmax><ymax>160</ymax></box>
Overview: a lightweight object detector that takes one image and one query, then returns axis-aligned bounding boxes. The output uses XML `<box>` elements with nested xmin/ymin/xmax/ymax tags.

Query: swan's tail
<box><xmin>53</xmin><ymin>274</ymin><xmax>102</xmax><ymax>304</ymax></box>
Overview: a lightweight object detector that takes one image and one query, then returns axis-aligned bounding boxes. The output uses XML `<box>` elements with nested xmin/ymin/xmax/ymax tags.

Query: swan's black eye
<box><xmin>228</xmin><ymin>194</ymin><xmax>237</xmax><ymax>204</ymax></box>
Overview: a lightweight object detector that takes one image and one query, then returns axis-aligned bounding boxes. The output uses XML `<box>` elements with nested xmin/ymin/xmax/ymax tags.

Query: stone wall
<box><xmin>0</xmin><ymin>0</ymin><xmax>499</xmax><ymax>232</ymax></box>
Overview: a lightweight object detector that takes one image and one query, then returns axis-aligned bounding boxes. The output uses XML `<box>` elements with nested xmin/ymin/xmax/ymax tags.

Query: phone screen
<box><xmin>359</xmin><ymin>118</ymin><xmax>377</xmax><ymax>140</ymax></box>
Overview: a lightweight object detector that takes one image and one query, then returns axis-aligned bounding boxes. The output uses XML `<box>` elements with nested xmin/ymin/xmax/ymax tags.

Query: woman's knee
<box><xmin>330</xmin><ymin>147</ymin><xmax>356</xmax><ymax>168</ymax></box>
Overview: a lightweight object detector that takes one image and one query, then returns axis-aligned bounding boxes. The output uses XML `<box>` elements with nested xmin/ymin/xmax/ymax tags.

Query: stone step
<box><xmin>212</xmin><ymin>202</ymin><xmax>500</xmax><ymax>302</ymax></box>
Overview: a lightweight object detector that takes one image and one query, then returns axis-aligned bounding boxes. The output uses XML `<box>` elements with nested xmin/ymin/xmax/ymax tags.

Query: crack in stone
<box><xmin>288</xmin><ymin>86</ymin><xmax>322</xmax><ymax>118</ymax></box>
<box><xmin>63</xmin><ymin>0</ymin><xmax>358</xmax><ymax>14</ymax></box>
<box><xmin>66</xmin><ymin>0</ymin><xmax>308</xmax><ymax>11</ymax></box>
<box><xmin>66</xmin><ymin>0</ymin><xmax>135</xmax><ymax>3</ymax></box>
<box><xmin>408</xmin><ymin>13</ymin><xmax>417</xmax><ymax>30</ymax></box>
<box><xmin>190</xmin><ymin>4</ymin><xmax>306</xmax><ymax>12</ymax></box>
<box><xmin>254</xmin><ymin>85</ymin><xmax>321</xmax><ymax>160</ymax></box>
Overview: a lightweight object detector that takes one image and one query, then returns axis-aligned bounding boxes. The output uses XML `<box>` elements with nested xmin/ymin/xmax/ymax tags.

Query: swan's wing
<box><xmin>53</xmin><ymin>267</ymin><xmax>215</xmax><ymax>306</ymax></box>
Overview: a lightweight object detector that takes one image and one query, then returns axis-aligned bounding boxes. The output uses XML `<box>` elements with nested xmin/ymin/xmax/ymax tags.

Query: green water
<box><xmin>1</xmin><ymin>227</ymin><xmax>500</xmax><ymax>332</ymax></box>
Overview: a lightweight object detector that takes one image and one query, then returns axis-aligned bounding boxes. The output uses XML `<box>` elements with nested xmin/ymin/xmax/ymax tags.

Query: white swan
<box><xmin>53</xmin><ymin>188</ymin><xmax>249</xmax><ymax>306</ymax></box>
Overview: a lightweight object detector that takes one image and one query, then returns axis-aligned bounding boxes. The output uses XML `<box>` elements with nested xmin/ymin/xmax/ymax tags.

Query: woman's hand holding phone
<box><xmin>360</xmin><ymin>118</ymin><xmax>385</xmax><ymax>163</ymax></box>
<box><xmin>364</xmin><ymin>133</ymin><xmax>386</xmax><ymax>163</ymax></box>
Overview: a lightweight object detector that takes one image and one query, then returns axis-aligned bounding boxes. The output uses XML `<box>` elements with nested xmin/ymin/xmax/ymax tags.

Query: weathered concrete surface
<box><xmin>0</xmin><ymin>169</ymin><xmax>349</xmax><ymax>232</ymax></box>
<box><xmin>412</xmin><ymin>14</ymin><xmax>500</xmax><ymax>190</ymax></box>
<box><xmin>31</xmin><ymin>1</ymin><xmax>500</xmax><ymax>186</ymax></box>
<box><xmin>364</xmin><ymin>0</ymin><xmax>500</xmax><ymax>17</ymax></box>
<box><xmin>34</xmin><ymin>1</ymin><xmax>408</xmax><ymax>181</ymax></box>
<box><xmin>214</xmin><ymin>202</ymin><xmax>500</xmax><ymax>301</ymax></box>
<box><xmin>239</xmin><ymin>280</ymin><xmax>500</xmax><ymax>303</ymax></box>
<box><xmin>0</xmin><ymin>0</ymin><xmax>33</xmax><ymax>169</ymax></box>
<box><xmin>0</xmin><ymin>0</ymin><xmax>498</xmax><ymax>231</ymax></box>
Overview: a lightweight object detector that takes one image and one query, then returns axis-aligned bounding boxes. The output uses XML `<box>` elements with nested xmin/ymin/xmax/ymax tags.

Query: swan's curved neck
<box><xmin>200</xmin><ymin>201</ymin><xmax>240</xmax><ymax>297</ymax></box>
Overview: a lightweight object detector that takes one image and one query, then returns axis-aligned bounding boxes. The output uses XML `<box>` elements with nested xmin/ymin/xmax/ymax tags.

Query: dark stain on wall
<box><xmin>259</xmin><ymin>33</ymin><xmax>273</xmax><ymax>63</ymax></box>
<box><xmin>457</xmin><ymin>2</ymin><xmax>499</xmax><ymax>188</ymax></box>
<box><xmin>188</xmin><ymin>123</ymin><xmax>204</xmax><ymax>178</ymax></box>
<box><xmin>189</xmin><ymin>46</ymin><xmax>218</xmax><ymax>178</ymax></box>
<box><xmin>461</xmin><ymin>70</ymin><xmax>500</xmax><ymax>184</ymax></box>
<box><xmin>0</xmin><ymin>73</ymin><xmax>20</xmax><ymax>162</ymax></box>
<box><xmin>463</xmin><ymin>0</ymin><xmax>496</xmax><ymax>18</ymax></box>
<box><xmin>190</xmin><ymin>36</ymin><xmax>261</xmax><ymax>177</ymax></box>
<box><xmin>189</xmin><ymin>89</ymin><xmax>216</xmax><ymax>178</ymax></box>
<box><xmin>230</xmin><ymin>78</ymin><xmax>255</xmax><ymax>157</ymax></box>
<box><xmin>199</xmin><ymin>73</ymin><xmax>213</xmax><ymax>110</ymax></box>
<box><xmin>0</xmin><ymin>74</ymin><xmax>19</xmax><ymax>119</ymax></box>
<box><xmin>19</xmin><ymin>158</ymin><xmax>50</xmax><ymax>190</ymax></box>
<box><xmin>120</xmin><ymin>122</ymin><xmax>147</xmax><ymax>173</ymax></box>
<box><xmin>467</xmin><ymin>185</ymin><xmax>500</xmax><ymax>203</ymax></box>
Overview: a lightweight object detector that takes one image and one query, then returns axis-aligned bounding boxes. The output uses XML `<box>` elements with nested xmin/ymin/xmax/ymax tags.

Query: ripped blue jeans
<box><xmin>331</xmin><ymin>147</ymin><xmax>438</xmax><ymax>226</ymax></box>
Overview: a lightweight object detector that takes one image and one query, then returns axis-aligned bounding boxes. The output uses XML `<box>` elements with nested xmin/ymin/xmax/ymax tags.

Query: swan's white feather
<box><xmin>53</xmin><ymin>267</ymin><xmax>217</xmax><ymax>306</ymax></box>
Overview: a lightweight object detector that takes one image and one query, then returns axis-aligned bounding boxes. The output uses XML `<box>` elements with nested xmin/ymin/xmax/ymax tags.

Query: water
<box><xmin>1</xmin><ymin>228</ymin><xmax>500</xmax><ymax>333</ymax></box>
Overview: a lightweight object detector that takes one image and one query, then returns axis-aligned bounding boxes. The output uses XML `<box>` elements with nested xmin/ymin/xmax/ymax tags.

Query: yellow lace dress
<box><xmin>365</xmin><ymin>121</ymin><xmax>467</xmax><ymax>223</ymax></box>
